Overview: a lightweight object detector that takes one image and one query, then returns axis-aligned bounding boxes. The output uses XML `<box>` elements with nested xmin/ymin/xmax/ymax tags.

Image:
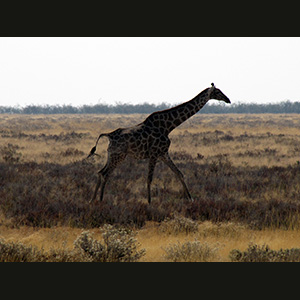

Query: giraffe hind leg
<box><xmin>147</xmin><ymin>157</ymin><xmax>157</xmax><ymax>204</ymax></box>
<box><xmin>90</xmin><ymin>152</ymin><xmax>127</xmax><ymax>203</ymax></box>
<box><xmin>98</xmin><ymin>167</ymin><xmax>113</xmax><ymax>202</ymax></box>
<box><xmin>90</xmin><ymin>165</ymin><xmax>106</xmax><ymax>203</ymax></box>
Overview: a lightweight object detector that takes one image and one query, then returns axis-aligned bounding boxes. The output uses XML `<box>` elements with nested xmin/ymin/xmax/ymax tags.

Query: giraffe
<box><xmin>88</xmin><ymin>83</ymin><xmax>230</xmax><ymax>204</ymax></box>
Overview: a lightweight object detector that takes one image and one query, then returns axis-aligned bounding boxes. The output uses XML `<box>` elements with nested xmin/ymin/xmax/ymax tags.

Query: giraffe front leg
<box><xmin>161</xmin><ymin>153</ymin><xmax>194</xmax><ymax>202</ymax></box>
<box><xmin>147</xmin><ymin>157</ymin><xmax>157</xmax><ymax>204</ymax></box>
<box><xmin>90</xmin><ymin>173</ymin><xmax>102</xmax><ymax>203</ymax></box>
<box><xmin>99</xmin><ymin>173</ymin><xmax>109</xmax><ymax>202</ymax></box>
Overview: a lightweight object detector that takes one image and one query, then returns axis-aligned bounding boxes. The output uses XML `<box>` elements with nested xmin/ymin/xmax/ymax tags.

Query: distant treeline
<box><xmin>1</xmin><ymin>101</ymin><xmax>300</xmax><ymax>114</ymax></box>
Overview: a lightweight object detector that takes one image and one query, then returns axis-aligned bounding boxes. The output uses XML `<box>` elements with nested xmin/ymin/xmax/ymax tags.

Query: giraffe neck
<box><xmin>163</xmin><ymin>88</ymin><xmax>210</xmax><ymax>134</ymax></box>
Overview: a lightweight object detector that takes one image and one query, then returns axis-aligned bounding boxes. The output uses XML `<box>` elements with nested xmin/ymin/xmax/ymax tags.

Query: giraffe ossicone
<box><xmin>88</xmin><ymin>83</ymin><xmax>230</xmax><ymax>204</ymax></box>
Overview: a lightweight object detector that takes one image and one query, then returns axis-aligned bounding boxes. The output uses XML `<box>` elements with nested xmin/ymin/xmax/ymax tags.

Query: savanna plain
<box><xmin>1</xmin><ymin>113</ymin><xmax>300</xmax><ymax>262</ymax></box>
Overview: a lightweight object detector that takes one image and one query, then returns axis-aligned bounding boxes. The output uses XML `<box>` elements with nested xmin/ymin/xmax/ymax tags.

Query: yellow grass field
<box><xmin>1</xmin><ymin>113</ymin><xmax>300</xmax><ymax>166</ymax></box>
<box><xmin>1</xmin><ymin>216</ymin><xmax>300</xmax><ymax>262</ymax></box>
<box><xmin>1</xmin><ymin>113</ymin><xmax>300</xmax><ymax>262</ymax></box>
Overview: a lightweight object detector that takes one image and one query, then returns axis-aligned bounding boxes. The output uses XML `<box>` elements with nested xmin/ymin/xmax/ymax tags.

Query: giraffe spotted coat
<box><xmin>89</xmin><ymin>83</ymin><xmax>230</xmax><ymax>203</ymax></box>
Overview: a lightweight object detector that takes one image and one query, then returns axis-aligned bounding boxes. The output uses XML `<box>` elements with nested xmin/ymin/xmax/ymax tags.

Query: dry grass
<box><xmin>2</xmin><ymin>220</ymin><xmax>300</xmax><ymax>261</ymax></box>
<box><xmin>1</xmin><ymin>113</ymin><xmax>300</xmax><ymax>167</ymax></box>
<box><xmin>1</xmin><ymin>113</ymin><xmax>300</xmax><ymax>261</ymax></box>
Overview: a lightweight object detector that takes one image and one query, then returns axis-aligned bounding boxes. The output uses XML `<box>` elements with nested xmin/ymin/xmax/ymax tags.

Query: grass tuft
<box><xmin>163</xmin><ymin>240</ymin><xmax>221</xmax><ymax>262</ymax></box>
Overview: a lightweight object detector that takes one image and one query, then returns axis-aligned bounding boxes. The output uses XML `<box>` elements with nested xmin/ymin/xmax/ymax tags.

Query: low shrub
<box><xmin>0</xmin><ymin>238</ymin><xmax>44</xmax><ymax>262</ymax></box>
<box><xmin>0</xmin><ymin>225</ymin><xmax>145</xmax><ymax>262</ymax></box>
<box><xmin>60</xmin><ymin>147</ymin><xmax>85</xmax><ymax>157</ymax></box>
<box><xmin>0</xmin><ymin>237</ymin><xmax>86</xmax><ymax>262</ymax></box>
<box><xmin>74</xmin><ymin>224</ymin><xmax>146</xmax><ymax>262</ymax></box>
<box><xmin>158</xmin><ymin>213</ymin><xmax>198</xmax><ymax>235</ymax></box>
<box><xmin>1</xmin><ymin>158</ymin><xmax>300</xmax><ymax>230</ymax></box>
<box><xmin>0</xmin><ymin>143</ymin><xmax>22</xmax><ymax>163</ymax></box>
<box><xmin>229</xmin><ymin>243</ymin><xmax>300</xmax><ymax>262</ymax></box>
<box><xmin>198</xmin><ymin>221</ymin><xmax>245</xmax><ymax>238</ymax></box>
<box><xmin>163</xmin><ymin>240</ymin><xmax>221</xmax><ymax>262</ymax></box>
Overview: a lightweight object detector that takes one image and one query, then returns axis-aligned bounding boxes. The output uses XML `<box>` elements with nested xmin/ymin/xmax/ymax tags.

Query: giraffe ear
<box><xmin>208</xmin><ymin>83</ymin><xmax>215</xmax><ymax>98</ymax></box>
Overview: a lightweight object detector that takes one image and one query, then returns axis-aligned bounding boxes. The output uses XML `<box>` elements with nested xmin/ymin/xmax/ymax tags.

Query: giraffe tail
<box><xmin>87</xmin><ymin>133</ymin><xmax>108</xmax><ymax>158</ymax></box>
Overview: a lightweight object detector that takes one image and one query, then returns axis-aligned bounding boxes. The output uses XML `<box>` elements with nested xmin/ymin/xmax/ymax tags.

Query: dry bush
<box><xmin>0</xmin><ymin>143</ymin><xmax>22</xmax><ymax>163</ymax></box>
<box><xmin>60</xmin><ymin>147</ymin><xmax>85</xmax><ymax>157</ymax></box>
<box><xmin>0</xmin><ymin>237</ymin><xmax>85</xmax><ymax>262</ymax></box>
<box><xmin>163</xmin><ymin>240</ymin><xmax>221</xmax><ymax>262</ymax></box>
<box><xmin>0</xmin><ymin>225</ymin><xmax>145</xmax><ymax>262</ymax></box>
<box><xmin>198</xmin><ymin>221</ymin><xmax>245</xmax><ymax>239</ymax></box>
<box><xmin>43</xmin><ymin>248</ymin><xmax>85</xmax><ymax>262</ymax></box>
<box><xmin>0</xmin><ymin>238</ymin><xmax>44</xmax><ymax>262</ymax></box>
<box><xmin>1</xmin><ymin>114</ymin><xmax>300</xmax><ymax>230</ymax></box>
<box><xmin>158</xmin><ymin>213</ymin><xmax>198</xmax><ymax>235</ymax></box>
<box><xmin>2</xmin><ymin>131</ymin><xmax>90</xmax><ymax>143</ymax></box>
<box><xmin>1</xmin><ymin>158</ymin><xmax>300</xmax><ymax>230</ymax></box>
<box><xmin>229</xmin><ymin>243</ymin><xmax>300</xmax><ymax>262</ymax></box>
<box><xmin>74</xmin><ymin>224</ymin><xmax>145</xmax><ymax>262</ymax></box>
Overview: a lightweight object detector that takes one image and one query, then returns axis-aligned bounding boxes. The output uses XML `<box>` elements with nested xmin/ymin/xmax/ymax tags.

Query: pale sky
<box><xmin>0</xmin><ymin>37</ymin><xmax>300</xmax><ymax>107</ymax></box>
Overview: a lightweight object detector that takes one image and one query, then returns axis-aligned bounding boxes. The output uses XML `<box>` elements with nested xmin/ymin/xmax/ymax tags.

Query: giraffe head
<box><xmin>208</xmin><ymin>83</ymin><xmax>231</xmax><ymax>104</ymax></box>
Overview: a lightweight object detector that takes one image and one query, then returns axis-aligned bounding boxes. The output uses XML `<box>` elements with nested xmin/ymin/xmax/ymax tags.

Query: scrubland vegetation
<box><xmin>1</xmin><ymin>113</ymin><xmax>300</xmax><ymax>261</ymax></box>
<box><xmin>1</xmin><ymin>100</ymin><xmax>300</xmax><ymax>114</ymax></box>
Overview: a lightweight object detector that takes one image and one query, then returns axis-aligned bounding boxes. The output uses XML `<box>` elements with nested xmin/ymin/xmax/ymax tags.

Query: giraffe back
<box><xmin>106</xmin><ymin>122</ymin><xmax>170</xmax><ymax>160</ymax></box>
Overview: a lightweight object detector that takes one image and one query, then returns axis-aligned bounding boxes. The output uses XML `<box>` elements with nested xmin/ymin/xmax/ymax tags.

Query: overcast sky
<box><xmin>1</xmin><ymin>37</ymin><xmax>300</xmax><ymax>107</ymax></box>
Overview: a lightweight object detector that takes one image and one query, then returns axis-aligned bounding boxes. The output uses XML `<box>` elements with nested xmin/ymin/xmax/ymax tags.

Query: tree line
<box><xmin>1</xmin><ymin>100</ymin><xmax>300</xmax><ymax>114</ymax></box>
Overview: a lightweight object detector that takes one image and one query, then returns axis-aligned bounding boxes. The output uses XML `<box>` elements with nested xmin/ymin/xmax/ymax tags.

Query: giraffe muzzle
<box><xmin>224</xmin><ymin>97</ymin><xmax>231</xmax><ymax>104</ymax></box>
